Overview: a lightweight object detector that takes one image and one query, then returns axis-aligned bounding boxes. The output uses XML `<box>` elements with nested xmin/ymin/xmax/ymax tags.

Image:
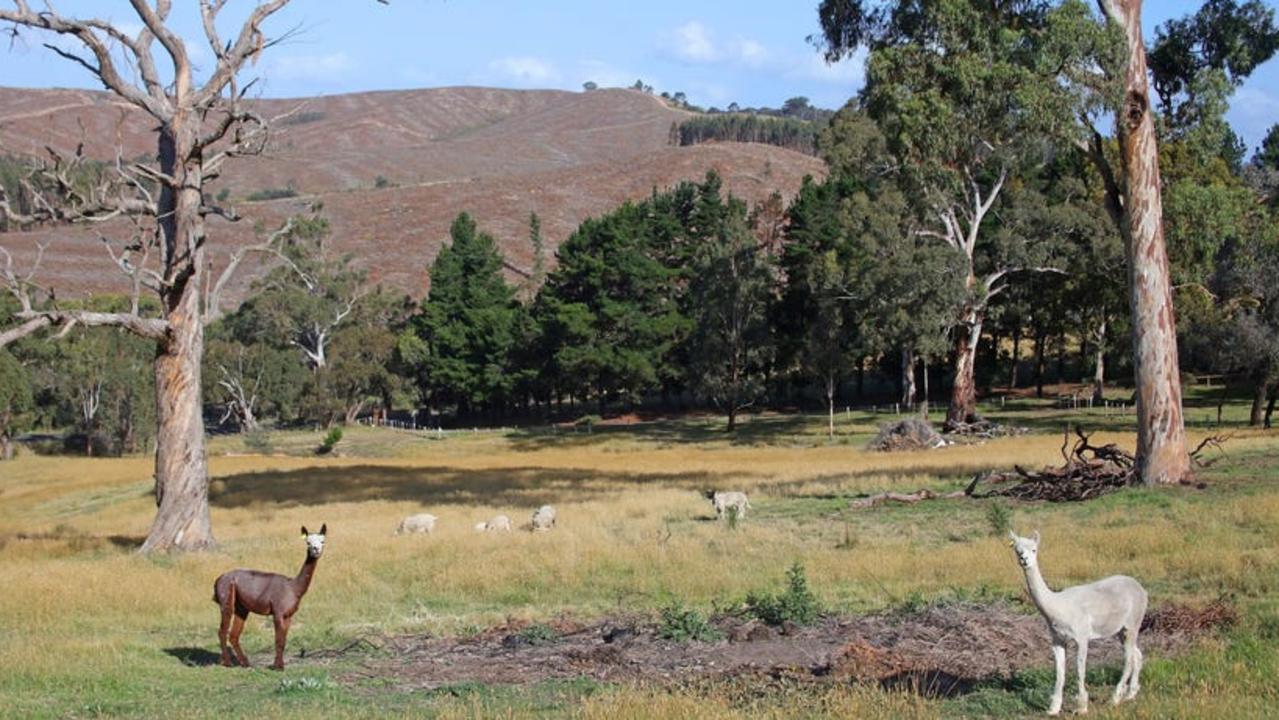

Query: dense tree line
<box><xmin>676</xmin><ymin>114</ymin><xmax>823</xmax><ymax>155</ymax></box>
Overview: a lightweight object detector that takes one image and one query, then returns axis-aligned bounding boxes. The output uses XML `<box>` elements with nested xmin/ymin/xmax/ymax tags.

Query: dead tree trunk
<box><xmin>142</xmin><ymin>121</ymin><xmax>214</xmax><ymax>553</ymax></box>
<box><xmin>1099</xmin><ymin>0</ymin><xmax>1191</xmax><ymax>485</ymax></box>
<box><xmin>0</xmin><ymin>0</ymin><xmax>354</xmax><ymax>550</ymax></box>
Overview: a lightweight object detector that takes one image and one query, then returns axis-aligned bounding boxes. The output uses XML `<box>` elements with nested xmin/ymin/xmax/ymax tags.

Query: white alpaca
<box><xmin>1009</xmin><ymin>531</ymin><xmax>1147</xmax><ymax>715</ymax></box>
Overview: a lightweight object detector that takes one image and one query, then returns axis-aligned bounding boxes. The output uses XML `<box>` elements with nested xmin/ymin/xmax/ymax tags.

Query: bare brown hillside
<box><xmin>0</xmin><ymin>86</ymin><xmax>825</xmax><ymax>305</ymax></box>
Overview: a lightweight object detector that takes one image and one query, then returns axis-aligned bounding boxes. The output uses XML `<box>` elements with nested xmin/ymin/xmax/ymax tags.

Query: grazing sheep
<box><xmin>703</xmin><ymin>490</ymin><xmax>751</xmax><ymax>520</ymax></box>
<box><xmin>475</xmin><ymin>514</ymin><xmax>512</xmax><ymax>532</ymax></box>
<box><xmin>531</xmin><ymin>505</ymin><xmax>557</xmax><ymax>531</ymax></box>
<box><xmin>396</xmin><ymin>513</ymin><xmax>437</xmax><ymax>535</ymax></box>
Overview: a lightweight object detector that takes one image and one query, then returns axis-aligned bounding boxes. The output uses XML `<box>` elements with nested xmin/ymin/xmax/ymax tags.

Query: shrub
<box><xmin>986</xmin><ymin>500</ymin><xmax>1013</xmax><ymax>537</ymax></box>
<box><xmin>246</xmin><ymin>185</ymin><xmax>298</xmax><ymax>202</ymax></box>
<box><xmin>279</xmin><ymin>110</ymin><xmax>327</xmax><ymax>126</ymax></box>
<box><xmin>725</xmin><ymin>504</ymin><xmax>740</xmax><ymax>530</ymax></box>
<box><xmin>316</xmin><ymin>427</ymin><xmax>343</xmax><ymax>455</ymax></box>
<box><xmin>744</xmin><ymin>562</ymin><xmax>821</xmax><ymax>627</ymax></box>
<box><xmin>517</xmin><ymin>623</ymin><xmax>558</xmax><ymax>646</ymax></box>
<box><xmin>243</xmin><ymin>428</ymin><xmax>273</xmax><ymax>454</ymax></box>
<box><xmin>374</xmin><ymin>175</ymin><xmax>394</xmax><ymax>189</ymax></box>
<box><xmin>658</xmin><ymin>601</ymin><xmax>722</xmax><ymax>642</ymax></box>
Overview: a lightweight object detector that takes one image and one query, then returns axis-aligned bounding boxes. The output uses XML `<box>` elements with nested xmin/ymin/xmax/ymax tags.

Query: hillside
<box><xmin>0</xmin><ymin>86</ymin><xmax>825</xmax><ymax>306</ymax></box>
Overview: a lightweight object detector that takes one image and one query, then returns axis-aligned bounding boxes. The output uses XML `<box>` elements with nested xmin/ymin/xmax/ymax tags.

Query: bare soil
<box><xmin>325</xmin><ymin>601</ymin><xmax>1227</xmax><ymax>698</ymax></box>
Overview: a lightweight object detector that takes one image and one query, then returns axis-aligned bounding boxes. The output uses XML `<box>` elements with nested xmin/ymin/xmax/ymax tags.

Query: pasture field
<box><xmin>1</xmin><ymin>398</ymin><xmax>1277</xmax><ymax>718</ymax></box>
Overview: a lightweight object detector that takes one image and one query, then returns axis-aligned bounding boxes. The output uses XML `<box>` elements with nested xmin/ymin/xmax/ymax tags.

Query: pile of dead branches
<box><xmin>942</xmin><ymin>416</ymin><xmax>1028</xmax><ymax>439</ymax></box>
<box><xmin>868</xmin><ymin>418</ymin><xmax>949</xmax><ymax>452</ymax></box>
<box><xmin>1142</xmin><ymin>596</ymin><xmax>1238</xmax><ymax>635</ymax></box>
<box><xmin>966</xmin><ymin>427</ymin><xmax>1136</xmax><ymax>502</ymax></box>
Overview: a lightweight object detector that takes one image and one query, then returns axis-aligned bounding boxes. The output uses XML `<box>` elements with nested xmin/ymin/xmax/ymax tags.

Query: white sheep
<box><xmin>474</xmin><ymin>514</ymin><xmax>512</xmax><ymax>532</ymax></box>
<box><xmin>1010</xmin><ymin>531</ymin><xmax>1148</xmax><ymax>715</ymax></box>
<box><xmin>396</xmin><ymin>512</ymin><xmax>437</xmax><ymax>534</ymax></box>
<box><xmin>531</xmin><ymin>505</ymin><xmax>557</xmax><ymax>531</ymax></box>
<box><xmin>703</xmin><ymin>490</ymin><xmax>751</xmax><ymax>520</ymax></box>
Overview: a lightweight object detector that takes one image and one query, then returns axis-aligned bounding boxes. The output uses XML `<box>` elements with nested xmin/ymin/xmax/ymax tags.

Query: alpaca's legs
<box><xmin>229</xmin><ymin>613</ymin><xmax>250</xmax><ymax>667</ymax></box>
<box><xmin>1114</xmin><ymin>629</ymin><xmax>1135</xmax><ymax>704</ymax></box>
<box><xmin>1048</xmin><ymin>642</ymin><xmax>1066</xmax><ymax>715</ymax></box>
<box><xmin>1075</xmin><ymin>641</ymin><xmax>1090</xmax><ymax>714</ymax></box>
<box><xmin>217</xmin><ymin>585</ymin><xmax>235</xmax><ymax>667</ymax></box>
<box><xmin>271</xmin><ymin>614</ymin><xmax>291</xmax><ymax>670</ymax></box>
<box><xmin>1125</xmin><ymin>644</ymin><xmax>1143</xmax><ymax>700</ymax></box>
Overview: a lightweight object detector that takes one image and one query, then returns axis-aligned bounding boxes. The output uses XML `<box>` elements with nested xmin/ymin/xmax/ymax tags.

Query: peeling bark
<box><xmin>945</xmin><ymin>302</ymin><xmax>983</xmax><ymax>428</ymax></box>
<box><xmin>1099</xmin><ymin>0</ymin><xmax>1191</xmax><ymax>485</ymax></box>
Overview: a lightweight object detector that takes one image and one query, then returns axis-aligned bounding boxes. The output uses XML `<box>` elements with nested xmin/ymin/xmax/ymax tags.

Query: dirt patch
<box><xmin>332</xmin><ymin>602</ymin><xmax>1228</xmax><ymax>696</ymax></box>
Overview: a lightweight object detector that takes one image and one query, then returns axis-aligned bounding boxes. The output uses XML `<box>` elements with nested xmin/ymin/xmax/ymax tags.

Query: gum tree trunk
<box><xmin>1092</xmin><ymin>318</ymin><xmax>1107</xmax><ymax>403</ymax></box>
<box><xmin>900</xmin><ymin>348</ymin><xmax>917</xmax><ymax>408</ymax></box>
<box><xmin>140</xmin><ymin>122</ymin><xmax>214</xmax><ymax>553</ymax></box>
<box><xmin>1100</xmin><ymin>0</ymin><xmax>1191</xmax><ymax>485</ymax></box>
<box><xmin>945</xmin><ymin>302</ymin><xmax>982</xmax><ymax>428</ymax></box>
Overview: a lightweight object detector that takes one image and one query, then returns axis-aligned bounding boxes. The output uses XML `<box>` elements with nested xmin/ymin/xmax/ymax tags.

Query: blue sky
<box><xmin>1</xmin><ymin>0</ymin><xmax>1276</xmax><ymax>153</ymax></box>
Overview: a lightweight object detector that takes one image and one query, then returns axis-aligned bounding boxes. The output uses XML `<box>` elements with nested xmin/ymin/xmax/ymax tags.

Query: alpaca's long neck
<box><xmin>291</xmin><ymin>555</ymin><xmax>319</xmax><ymax>598</ymax></box>
<box><xmin>1022</xmin><ymin>563</ymin><xmax>1060</xmax><ymax>617</ymax></box>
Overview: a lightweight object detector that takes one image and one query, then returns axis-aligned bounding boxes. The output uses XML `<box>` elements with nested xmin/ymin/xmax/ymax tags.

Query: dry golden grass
<box><xmin>1</xmin><ymin>423</ymin><xmax>1276</xmax><ymax>717</ymax></box>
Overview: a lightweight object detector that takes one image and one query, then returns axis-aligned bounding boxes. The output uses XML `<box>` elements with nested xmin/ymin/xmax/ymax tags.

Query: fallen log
<box><xmin>849</xmin><ymin>489</ymin><xmax>967</xmax><ymax>509</ymax></box>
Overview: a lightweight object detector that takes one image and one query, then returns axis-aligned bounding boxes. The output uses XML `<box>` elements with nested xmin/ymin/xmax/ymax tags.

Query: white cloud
<box><xmin>487</xmin><ymin>56</ymin><xmax>560</xmax><ymax>87</ymax></box>
<box><xmin>661</xmin><ymin>21</ymin><xmax>773</xmax><ymax>68</ymax></box>
<box><xmin>789</xmin><ymin>48</ymin><xmax>866</xmax><ymax>86</ymax></box>
<box><xmin>733</xmin><ymin>39</ymin><xmax>771</xmax><ymax>68</ymax></box>
<box><xmin>270</xmin><ymin>52</ymin><xmax>354</xmax><ymax>83</ymax></box>
<box><xmin>667</xmin><ymin>21</ymin><xmax>718</xmax><ymax>63</ymax></box>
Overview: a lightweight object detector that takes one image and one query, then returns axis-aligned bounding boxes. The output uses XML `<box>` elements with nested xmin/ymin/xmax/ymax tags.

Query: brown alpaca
<box><xmin>213</xmin><ymin>524</ymin><xmax>325</xmax><ymax>670</ymax></box>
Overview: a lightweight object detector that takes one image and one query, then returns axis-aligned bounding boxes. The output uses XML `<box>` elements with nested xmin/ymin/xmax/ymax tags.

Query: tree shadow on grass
<box><xmin>209</xmin><ymin>465</ymin><xmax>723</xmax><ymax>509</ymax></box>
<box><xmin>504</xmin><ymin>414</ymin><xmax>819</xmax><ymax>452</ymax></box>
<box><xmin>163</xmin><ymin>646</ymin><xmax>221</xmax><ymax>667</ymax></box>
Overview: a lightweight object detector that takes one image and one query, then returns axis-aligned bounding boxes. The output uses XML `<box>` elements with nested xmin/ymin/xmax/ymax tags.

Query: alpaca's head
<box><xmin>302</xmin><ymin>524</ymin><xmax>327</xmax><ymax>559</ymax></box>
<box><xmin>1008</xmin><ymin>530</ymin><xmax>1040</xmax><ymax>569</ymax></box>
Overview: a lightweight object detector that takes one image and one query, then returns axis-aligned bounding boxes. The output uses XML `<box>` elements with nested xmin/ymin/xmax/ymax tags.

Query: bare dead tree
<box><xmin>0</xmin><ymin>1</ymin><xmax>385</xmax><ymax>552</ymax></box>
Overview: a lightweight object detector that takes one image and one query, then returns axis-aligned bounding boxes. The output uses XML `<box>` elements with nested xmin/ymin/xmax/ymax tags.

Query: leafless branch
<box><xmin>0</xmin><ymin>2</ymin><xmax>167</xmax><ymax>117</ymax></box>
<box><xmin>204</xmin><ymin>216</ymin><xmax>298</xmax><ymax>323</ymax></box>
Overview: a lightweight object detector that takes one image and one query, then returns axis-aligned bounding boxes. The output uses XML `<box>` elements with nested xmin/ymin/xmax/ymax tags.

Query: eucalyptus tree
<box><xmin>815</xmin><ymin>0</ymin><xmax>1090</xmax><ymax>429</ymax></box>
<box><xmin>0</xmin><ymin>1</ymin><xmax>389</xmax><ymax>551</ymax></box>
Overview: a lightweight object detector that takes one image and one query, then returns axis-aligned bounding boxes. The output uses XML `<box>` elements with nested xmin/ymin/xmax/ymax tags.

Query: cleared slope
<box><xmin>0</xmin><ymin>86</ymin><xmax>826</xmax><ymax>305</ymax></box>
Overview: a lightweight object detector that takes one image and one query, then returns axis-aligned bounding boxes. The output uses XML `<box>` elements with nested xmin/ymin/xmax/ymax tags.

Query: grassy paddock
<box><xmin>1</xmin><ymin>404</ymin><xmax>1277</xmax><ymax>718</ymax></box>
